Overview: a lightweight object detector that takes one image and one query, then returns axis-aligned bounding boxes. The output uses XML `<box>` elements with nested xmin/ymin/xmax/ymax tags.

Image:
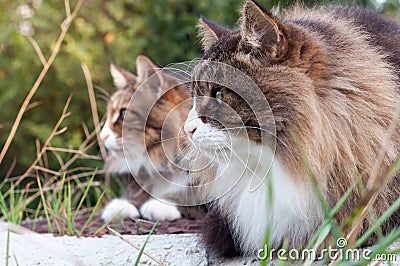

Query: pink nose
<box><xmin>184</xmin><ymin>121</ymin><xmax>197</xmax><ymax>137</ymax></box>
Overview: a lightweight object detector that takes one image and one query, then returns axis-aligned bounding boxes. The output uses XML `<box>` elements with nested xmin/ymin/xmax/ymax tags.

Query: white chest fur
<box><xmin>184</xmin><ymin>108</ymin><xmax>323</xmax><ymax>254</ymax></box>
<box><xmin>211</xmin><ymin>141</ymin><xmax>323</xmax><ymax>255</ymax></box>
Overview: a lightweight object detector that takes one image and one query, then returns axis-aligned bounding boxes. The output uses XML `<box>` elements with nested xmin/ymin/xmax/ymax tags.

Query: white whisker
<box><xmin>153</xmin><ymin>135</ymin><xmax>186</xmax><ymax>144</ymax></box>
<box><xmin>216</xmin><ymin>144</ymin><xmax>231</xmax><ymax>164</ymax></box>
<box><xmin>163</xmin><ymin>68</ymin><xmax>191</xmax><ymax>82</ymax></box>
<box><xmin>222</xmin><ymin>125</ymin><xmax>288</xmax><ymax>150</ymax></box>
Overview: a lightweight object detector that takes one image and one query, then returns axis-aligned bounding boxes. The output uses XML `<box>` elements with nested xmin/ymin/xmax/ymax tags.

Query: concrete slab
<box><xmin>1</xmin><ymin>229</ymin><xmax>206</xmax><ymax>265</ymax></box>
<box><xmin>1</xmin><ymin>223</ymin><xmax>399</xmax><ymax>265</ymax></box>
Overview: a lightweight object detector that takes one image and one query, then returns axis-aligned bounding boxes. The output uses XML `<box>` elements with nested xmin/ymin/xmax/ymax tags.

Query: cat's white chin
<box><xmin>205</xmin><ymin>137</ymin><xmax>323</xmax><ymax>254</ymax></box>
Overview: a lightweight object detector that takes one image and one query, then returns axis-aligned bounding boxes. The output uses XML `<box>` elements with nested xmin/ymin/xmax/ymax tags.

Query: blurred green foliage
<box><xmin>0</xmin><ymin>0</ymin><xmax>399</xmax><ymax>177</ymax></box>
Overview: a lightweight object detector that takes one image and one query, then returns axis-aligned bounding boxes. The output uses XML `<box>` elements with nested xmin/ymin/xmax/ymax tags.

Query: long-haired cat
<box><xmin>184</xmin><ymin>0</ymin><xmax>400</xmax><ymax>257</ymax></box>
<box><xmin>100</xmin><ymin>55</ymin><xmax>202</xmax><ymax>221</ymax></box>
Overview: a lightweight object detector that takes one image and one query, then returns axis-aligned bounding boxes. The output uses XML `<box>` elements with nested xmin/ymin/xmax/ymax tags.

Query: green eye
<box><xmin>215</xmin><ymin>91</ymin><xmax>224</xmax><ymax>104</ymax></box>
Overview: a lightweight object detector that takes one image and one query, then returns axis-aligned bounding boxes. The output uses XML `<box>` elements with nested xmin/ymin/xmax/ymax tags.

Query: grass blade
<box><xmin>74</xmin><ymin>172</ymin><xmax>96</xmax><ymax>217</ymax></box>
<box><xmin>67</xmin><ymin>179</ymin><xmax>73</xmax><ymax>235</ymax></box>
<box><xmin>13</xmin><ymin>252</ymin><xmax>19</xmax><ymax>266</ymax></box>
<box><xmin>0</xmin><ymin>189</ymin><xmax>9</xmax><ymax>221</ymax></box>
<box><xmin>9</xmin><ymin>184</ymin><xmax>15</xmax><ymax>223</ymax></box>
<box><xmin>32</xmin><ymin>201</ymin><xmax>42</xmax><ymax>231</ymax></box>
<box><xmin>80</xmin><ymin>191</ymin><xmax>104</xmax><ymax>235</ymax></box>
<box><xmin>261</xmin><ymin>169</ymin><xmax>274</xmax><ymax>266</ymax></box>
<box><xmin>108</xmin><ymin>226</ymin><xmax>165</xmax><ymax>265</ymax></box>
<box><xmin>134</xmin><ymin>221</ymin><xmax>159</xmax><ymax>266</ymax></box>
<box><xmin>36</xmin><ymin>176</ymin><xmax>53</xmax><ymax>233</ymax></box>
<box><xmin>354</xmin><ymin>195</ymin><xmax>400</xmax><ymax>248</ymax></box>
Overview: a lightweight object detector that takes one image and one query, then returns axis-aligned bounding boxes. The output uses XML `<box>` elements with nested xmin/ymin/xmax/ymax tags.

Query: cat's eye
<box><xmin>215</xmin><ymin>91</ymin><xmax>224</xmax><ymax>104</ymax></box>
<box><xmin>118</xmin><ymin>108</ymin><xmax>127</xmax><ymax>121</ymax></box>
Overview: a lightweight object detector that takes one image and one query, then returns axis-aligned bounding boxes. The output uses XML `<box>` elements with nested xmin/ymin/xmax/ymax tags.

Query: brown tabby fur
<box><xmin>193</xmin><ymin>0</ymin><xmax>400</xmax><ymax>256</ymax></box>
<box><xmin>104</xmin><ymin>55</ymin><xmax>203</xmax><ymax>218</ymax></box>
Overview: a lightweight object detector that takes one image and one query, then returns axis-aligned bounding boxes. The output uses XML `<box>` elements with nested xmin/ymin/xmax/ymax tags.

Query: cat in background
<box><xmin>184</xmin><ymin>0</ymin><xmax>400</xmax><ymax>257</ymax></box>
<box><xmin>100</xmin><ymin>55</ymin><xmax>202</xmax><ymax>221</ymax></box>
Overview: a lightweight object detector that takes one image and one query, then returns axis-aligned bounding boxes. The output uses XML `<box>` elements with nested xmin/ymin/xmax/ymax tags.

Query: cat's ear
<box><xmin>240</xmin><ymin>0</ymin><xmax>288</xmax><ymax>59</ymax></box>
<box><xmin>136</xmin><ymin>55</ymin><xmax>163</xmax><ymax>96</ymax></box>
<box><xmin>157</xmin><ymin>71</ymin><xmax>186</xmax><ymax>103</ymax></box>
<box><xmin>157</xmin><ymin>70</ymin><xmax>177</xmax><ymax>85</ymax></box>
<box><xmin>110</xmin><ymin>64</ymin><xmax>137</xmax><ymax>90</ymax></box>
<box><xmin>136</xmin><ymin>55</ymin><xmax>160</xmax><ymax>82</ymax></box>
<box><xmin>198</xmin><ymin>17</ymin><xmax>230</xmax><ymax>51</ymax></box>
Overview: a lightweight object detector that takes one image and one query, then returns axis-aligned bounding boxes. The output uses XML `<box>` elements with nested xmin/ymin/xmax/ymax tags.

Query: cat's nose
<box><xmin>184</xmin><ymin>121</ymin><xmax>197</xmax><ymax>138</ymax></box>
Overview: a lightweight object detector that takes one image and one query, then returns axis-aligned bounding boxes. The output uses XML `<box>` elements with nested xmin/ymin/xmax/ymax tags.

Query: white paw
<box><xmin>101</xmin><ymin>198</ymin><xmax>139</xmax><ymax>222</ymax></box>
<box><xmin>140</xmin><ymin>199</ymin><xmax>182</xmax><ymax>221</ymax></box>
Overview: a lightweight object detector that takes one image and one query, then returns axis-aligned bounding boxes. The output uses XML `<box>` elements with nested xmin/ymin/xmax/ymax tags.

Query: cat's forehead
<box><xmin>203</xmin><ymin>31</ymin><xmax>242</xmax><ymax>62</ymax></box>
<box><xmin>198</xmin><ymin>33</ymin><xmax>262</xmax><ymax>83</ymax></box>
<box><xmin>109</xmin><ymin>90</ymin><xmax>132</xmax><ymax>107</ymax></box>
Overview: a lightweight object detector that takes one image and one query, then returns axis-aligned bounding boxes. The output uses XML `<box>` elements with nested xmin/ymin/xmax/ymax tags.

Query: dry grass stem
<box><xmin>107</xmin><ymin>227</ymin><xmax>166</xmax><ymax>266</ymax></box>
<box><xmin>4</xmin><ymin>158</ymin><xmax>17</xmax><ymax>180</ymax></box>
<box><xmin>26</xmin><ymin>36</ymin><xmax>47</xmax><ymax>66</ymax></box>
<box><xmin>64</xmin><ymin>0</ymin><xmax>71</xmax><ymax>17</ymax></box>
<box><xmin>81</xmin><ymin>63</ymin><xmax>109</xmax><ymax>186</ymax></box>
<box><xmin>0</xmin><ymin>94</ymin><xmax>104</xmax><ymax>209</ymax></box>
<box><xmin>45</xmin><ymin>147</ymin><xmax>102</xmax><ymax>160</ymax></box>
<box><xmin>26</xmin><ymin>101</ymin><xmax>43</xmax><ymax>112</ymax></box>
<box><xmin>81</xmin><ymin>63</ymin><xmax>107</xmax><ymax>160</ymax></box>
<box><xmin>0</xmin><ymin>0</ymin><xmax>84</xmax><ymax>165</ymax></box>
<box><xmin>16</xmin><ymin>96</ymin><xmax>72</xmax><ymax>185</ymax></box>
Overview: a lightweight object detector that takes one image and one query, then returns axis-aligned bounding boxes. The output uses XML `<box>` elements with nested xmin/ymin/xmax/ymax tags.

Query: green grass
<box><xmin>0</xmin><ymin>171</ymin><xmax>110</xmax><ymax>235</ymax></box>
<box><xmin>134</xmin><ymin>221</ymin><xmax>159</xmax><ymax>266</ymax></box>
<box><xmin>37</xmin><ymin>174</ymin><xmax>53</xmax><ymax>233</ymax></box>
<box><xmin>0</xmin><ymin>184</ymin><xmax>28</xmax><ymax>225</ymax></box>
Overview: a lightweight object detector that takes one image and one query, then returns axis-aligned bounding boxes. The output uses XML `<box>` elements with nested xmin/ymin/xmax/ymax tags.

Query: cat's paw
<box><xmin>101</xmin><ymin>198</ymin><xmax>139</xmax><ymax>222</ymax></box>
<box><xmin>140</xmin><ymin>199</ymin><xmax>182</xmax><ymax>221</ymax></box>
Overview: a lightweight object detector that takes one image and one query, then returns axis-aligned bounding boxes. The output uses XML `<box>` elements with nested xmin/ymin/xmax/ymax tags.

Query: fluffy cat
<box><xmin>184</xmin><ymin>0</ymin><xmax>400</xmax><ymax>257</ymax></box>
<box><xmin>100</xmin><ymin>55</ymin><xmax>202</xmax><ymax>221</ymax></box>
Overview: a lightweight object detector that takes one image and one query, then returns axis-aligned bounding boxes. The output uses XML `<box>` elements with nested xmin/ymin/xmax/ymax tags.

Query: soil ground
<box><xmin>21</xmin><ymin>214</ymin><xmax>206</xmax><ymax>237</ymax></box>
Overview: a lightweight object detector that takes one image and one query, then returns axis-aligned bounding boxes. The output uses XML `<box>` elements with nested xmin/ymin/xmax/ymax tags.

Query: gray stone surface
<box><xmin>1</xmin><ymin>229</ymin><xmax>206</xmax><ymax>265</ymax></box>
<box><xmin>1</xmin><ymin>223</ymin><xmax>399</xmax><ymax>265</ymax></box>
